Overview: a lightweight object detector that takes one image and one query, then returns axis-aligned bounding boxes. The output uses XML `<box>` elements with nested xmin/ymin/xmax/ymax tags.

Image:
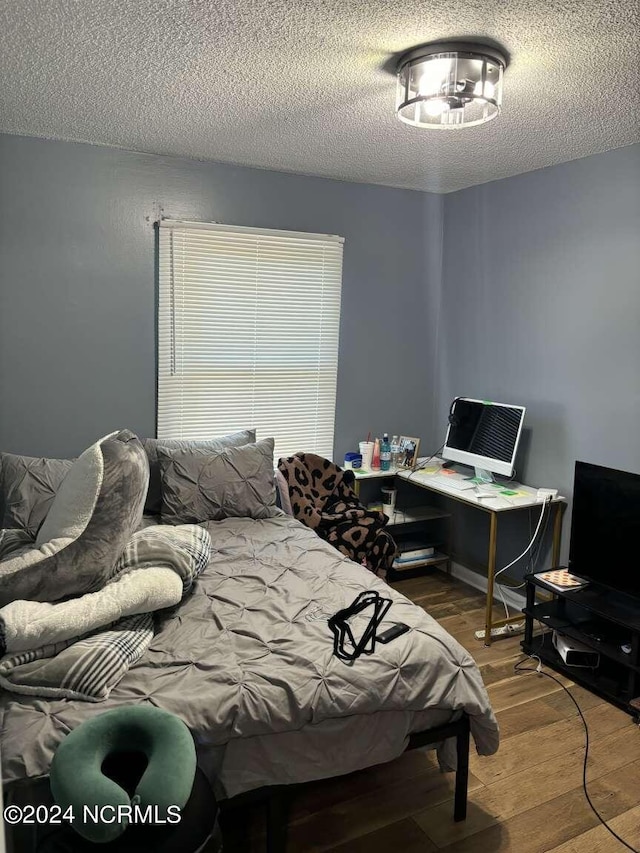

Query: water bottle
<box><xmin>380</xmin><ymin>433</ymin><xmax>391</xmax><ymax>471</ymax></box>
<box><xmin>391</xmin><ymin>435</ymin><xmax>401</xmax><ymax>469</ymax></box>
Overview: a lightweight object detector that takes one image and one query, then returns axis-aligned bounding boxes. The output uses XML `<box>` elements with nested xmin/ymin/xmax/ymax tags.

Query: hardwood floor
<box><xmin>220</xmin><ymin>572</ymin><xmax>640</xmax><ymax>852</ymax></box>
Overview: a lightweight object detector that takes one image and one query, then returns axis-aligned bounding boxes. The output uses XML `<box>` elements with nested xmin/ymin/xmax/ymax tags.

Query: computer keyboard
<box><xmin>424</xmin><ymin>475</ymin><xmax>477</xmax><ymax>491</ymax></box>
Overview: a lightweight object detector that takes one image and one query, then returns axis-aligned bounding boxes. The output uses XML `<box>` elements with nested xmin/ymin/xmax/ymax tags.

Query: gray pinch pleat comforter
<box><xmin>0</xmin><ymin>515</ymin><xmax>499</xmax><ymax>797</ymax></box>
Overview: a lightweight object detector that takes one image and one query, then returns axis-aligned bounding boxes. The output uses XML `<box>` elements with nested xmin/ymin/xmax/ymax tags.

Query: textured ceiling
<box><xmin>0</xmin><ymin>0</ymin><xmax>638</xmax><ymax>193</ymax></box>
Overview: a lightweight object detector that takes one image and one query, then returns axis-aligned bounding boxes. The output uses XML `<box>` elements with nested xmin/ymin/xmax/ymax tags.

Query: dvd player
<box><xmin>552</xmin><ymin>631</ymin><xmax>600</xmax><ymax>668</ymax></box>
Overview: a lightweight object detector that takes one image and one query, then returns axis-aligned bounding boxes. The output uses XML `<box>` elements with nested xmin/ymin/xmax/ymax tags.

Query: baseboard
<box><xmin>448</xmin><ymin>561</ymin><xmax>526</xmax><ymax>614</ymax></box>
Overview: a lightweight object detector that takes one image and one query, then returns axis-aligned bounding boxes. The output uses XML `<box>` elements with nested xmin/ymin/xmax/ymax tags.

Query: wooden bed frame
<box><xmin>221</xmin><ymin>712</ymin><xmax>471</xmax><ymax>852</ymax></box>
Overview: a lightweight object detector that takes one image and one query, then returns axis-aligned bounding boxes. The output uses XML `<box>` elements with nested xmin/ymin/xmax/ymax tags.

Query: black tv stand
<box><xmin>521</xmin><ymin>573</ymin><xmax>640</xmax><ymax>715</ymax></box>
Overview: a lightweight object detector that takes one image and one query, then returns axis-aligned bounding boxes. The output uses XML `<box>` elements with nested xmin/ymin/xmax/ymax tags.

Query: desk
<box><xmin>351</xmin><ymin>467</ymin><xmax>399</xmax><ymax>490</ymax></box>
<box><xmin>354</xmin><ymin>465</ymin><xmax>566</xmax><ymax>645</ymax></box>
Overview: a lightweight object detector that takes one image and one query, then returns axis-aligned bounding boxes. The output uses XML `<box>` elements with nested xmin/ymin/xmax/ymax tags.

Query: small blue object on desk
<box><xmin>344</xmin><ymin>452</ymin><xmax>362</xmax><ymax>470</ymax></box>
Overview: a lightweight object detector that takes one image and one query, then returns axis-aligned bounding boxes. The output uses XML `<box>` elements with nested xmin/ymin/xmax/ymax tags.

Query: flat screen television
<box><xmin>441</xmin><ymin>397</ymin><xmax>526</xmax><ymax>478</ymax></box>
<box><xmin>569</xmin><ymin>461</ymin><xmax>640</xmax><ymax>599</ymax></box>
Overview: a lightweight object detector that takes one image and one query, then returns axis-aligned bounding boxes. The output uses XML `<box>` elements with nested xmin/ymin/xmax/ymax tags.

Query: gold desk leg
<box><xmin>551</xmin><ymin>502</ymin><xmax>565</xmax><ymax>568</ymax></box>
<box><xmin>484</xmin><ymin>511</ymin><xmax>498</xmax><ymax>646</ymax></box>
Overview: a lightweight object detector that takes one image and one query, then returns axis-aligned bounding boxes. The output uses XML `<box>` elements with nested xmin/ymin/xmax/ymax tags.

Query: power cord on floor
<box><xmin>515</xmin><ymin>653</ymin><xmax>640</xmax><ymax>852</ymax></box>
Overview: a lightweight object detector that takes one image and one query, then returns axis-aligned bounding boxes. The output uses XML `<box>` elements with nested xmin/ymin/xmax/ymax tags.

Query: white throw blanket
<box><xmin>0</xmin><ymin>525</ymin><xmax>210</xmax><ymax>701</ymax></box>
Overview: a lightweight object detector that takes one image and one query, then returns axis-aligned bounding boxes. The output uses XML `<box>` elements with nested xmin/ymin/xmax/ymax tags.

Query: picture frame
<box><xmin>398</xmin><ymin>436</ymin><xmax>420</xmax><ymax>470</ymax></box>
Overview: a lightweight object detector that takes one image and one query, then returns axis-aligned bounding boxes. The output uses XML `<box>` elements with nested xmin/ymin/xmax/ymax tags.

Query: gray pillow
<box><xmin>142</xmin><ymin>429</ymin><xmax>256</xmax><ymax>515</ymax></box>
<box><xmin>0</xmin><ymin>453</ymin><xmax>74</xmax><ymax>537</ymax></box>
<box><xmin>158</xmin><ymin>438</ymin><xmax>277</xmax><ymax>524</ymax></box>
<box><xmin>0</xmin><ymin>430</ymin><xmax>149</xmax><ymax>606</ymax></box>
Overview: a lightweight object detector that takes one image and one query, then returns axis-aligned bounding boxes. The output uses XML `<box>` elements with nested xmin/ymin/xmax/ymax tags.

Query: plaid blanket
<box><xmin>0</xmin><ymin>525</ymin><xmax>210</xmax><ymax>702</ymax></box>
<box><xmin>277</xmin><ymin>453</ymin><xmax>397</xmax><ymax>576</ymax></box>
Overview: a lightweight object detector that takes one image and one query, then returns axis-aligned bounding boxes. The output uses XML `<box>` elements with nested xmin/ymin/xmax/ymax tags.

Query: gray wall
<box><xmin>438</xmin><ymin>143</ymin><xmax>640</xmax><ymax>568</ymax></box>
<box><xmin>2</xmin><ymin>133</ymin><xmax>638</xmax><ymax>573</ymax></box>
<box><xmin>0</xmin><ymin>134</ymin><xmax>439</xmax><ymax>461</ymax></box>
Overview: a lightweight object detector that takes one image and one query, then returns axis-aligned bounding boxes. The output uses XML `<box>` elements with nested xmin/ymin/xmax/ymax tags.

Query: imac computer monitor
<box><xmin>442</xmin><ymin>397</ymin><xmax>526</xmax><ymax>479</ymax></box>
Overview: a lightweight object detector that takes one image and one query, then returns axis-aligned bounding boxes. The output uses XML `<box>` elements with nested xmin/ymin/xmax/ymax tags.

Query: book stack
<box><xmin>393</xmin><ymin>546</ymin><xmax>435</xmax><ymax>568</ymax></box>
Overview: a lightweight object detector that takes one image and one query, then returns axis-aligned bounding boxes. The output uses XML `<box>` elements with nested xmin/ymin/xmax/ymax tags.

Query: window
<box><xmin>157</xmin><ymin>220</ymin><xmax>344</xmax><ymax>461</ymax></box>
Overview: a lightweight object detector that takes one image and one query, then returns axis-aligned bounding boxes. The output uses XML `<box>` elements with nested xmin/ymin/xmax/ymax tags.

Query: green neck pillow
<box><xmin>50</xmin><ymin>705</ymin><xmax>197</xmax><ymax>843</ymax></box>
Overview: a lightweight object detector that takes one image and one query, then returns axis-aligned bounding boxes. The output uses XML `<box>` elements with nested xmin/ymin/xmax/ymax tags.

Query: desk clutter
<box><xmin>346</xmin><ymin>433</ymin><xmax>421</xmax><ymax>472</ymax></box>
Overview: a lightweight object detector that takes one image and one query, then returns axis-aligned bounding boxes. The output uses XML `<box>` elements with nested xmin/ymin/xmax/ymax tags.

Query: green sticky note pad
<box><xmin>500</xmin><ymin>489</ymin><xmax>518</xmax><ymax>496</ymax></box>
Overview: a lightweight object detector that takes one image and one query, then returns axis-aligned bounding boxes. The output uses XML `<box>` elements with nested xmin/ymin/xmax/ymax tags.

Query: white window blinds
<box><xmin>157</xmin><ymin>220</ymin><xmax>344</xmax><ymax>461</ymax></box>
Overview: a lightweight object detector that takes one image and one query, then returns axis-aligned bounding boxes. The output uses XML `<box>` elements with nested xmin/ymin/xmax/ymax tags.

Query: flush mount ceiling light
<box><xmin>396</xmin><ymin>41</ymin><xmax>508</xmax><ymax>129</ymax></box>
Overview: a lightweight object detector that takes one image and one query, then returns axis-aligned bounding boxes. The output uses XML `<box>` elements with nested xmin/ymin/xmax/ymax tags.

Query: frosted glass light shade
<box><xmin>396</xmin><ymin>42</ymin><xmax>506</xmax><ymax>129</ymax></box>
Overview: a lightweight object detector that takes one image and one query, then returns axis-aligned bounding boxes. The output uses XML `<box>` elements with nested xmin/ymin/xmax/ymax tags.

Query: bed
<box><xmin>0</xmin><ymin>433</ymin><xmax>498</xmax><ymax>849</ymax></box>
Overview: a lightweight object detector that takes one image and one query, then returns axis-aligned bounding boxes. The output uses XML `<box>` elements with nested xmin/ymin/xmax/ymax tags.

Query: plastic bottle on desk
<box><xmin>372</xmin><ymin>438</ymin><xmax>381</xmax><ymax>470</ymax></box>
<box><xmin>391</xmin><ymin>435</ymin><xmax>401</xmax><ymax>469</ymax></box>
<box><xmin>380</xmin><ymin>434</ymin><xmax>391</xmax><ymax>471</ymax></box>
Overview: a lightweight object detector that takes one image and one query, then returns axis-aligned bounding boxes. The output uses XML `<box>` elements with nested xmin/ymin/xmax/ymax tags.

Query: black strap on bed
<box><xmin>328</xmin><ymin>590</ymin><xmax>392</xmax><ymax>662</ymax></box>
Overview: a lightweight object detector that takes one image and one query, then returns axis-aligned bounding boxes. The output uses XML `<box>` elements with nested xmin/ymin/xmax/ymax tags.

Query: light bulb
<box><xmin>418</xmin><ymin>57</ymin><xmax>453</xmax><ymax>96</ymax></box>
<box><xmin>423</xmin><ymin>99</ymin><xmax>449</xmax><ymax>116</ymax></box>
<box><xmin>473</xmin><ymin>80</ymin><xmax>495</xmax><ymax>100</ymax></box>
